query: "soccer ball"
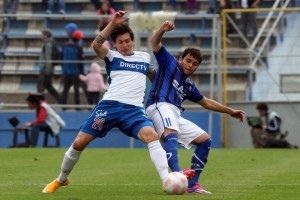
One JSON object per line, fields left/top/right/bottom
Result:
{"left": 163, "top": 172, "right": 188, "bottom": 195}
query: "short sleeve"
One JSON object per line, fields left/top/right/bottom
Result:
{"left": 154, "top": 46, "right": 176, "bottom": 69}
{"left": 186, "top": 83, "right": 204, "bottom": 103}
{"left": 104, "top": 49, "right": 114, "bottom": 69}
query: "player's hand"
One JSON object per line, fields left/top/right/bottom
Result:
{"left": 230, "top": 110, "right": 245, "bottom": 123}
{"left": 111, "top": 10, "right": 128, "bottom": 24}
{"left": 161, "top": 21, "right": 175, "bottom": 32}
{"left": 23, "top": 122, "right": 31, "bottom": 128}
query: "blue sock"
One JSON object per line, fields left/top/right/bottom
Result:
{"left": 164, "top": 133, "right": 181, "bottom": 172}
{"left": 188, "top": 138, "right": 211, "bottom": 188}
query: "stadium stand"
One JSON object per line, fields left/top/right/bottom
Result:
{"left": 0, "top": 0, "right": 291, "bottom": 104}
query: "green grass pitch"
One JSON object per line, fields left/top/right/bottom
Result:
{"left": 0, "top": 148, "right": 300, "bottom": 200}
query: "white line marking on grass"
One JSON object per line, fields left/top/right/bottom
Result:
{"left": 1, "top": 183, "right": 300, "bottom": 186}
{"left": 1, "top": 183, "right": 181, "bottom": 187}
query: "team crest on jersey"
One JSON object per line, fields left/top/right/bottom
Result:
{"left": 185, "top": 78, "right": 193, "bottom": 92}
{"left": 172, "top": 80, "right": 187, "bottom": 101}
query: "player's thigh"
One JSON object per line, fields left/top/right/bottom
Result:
{"left": 178, "top": 117, "right": 206, "bottom": 149}
{"left": 80, "top": 101, "right": 118, "bottom": 138}
{"left": 119, "top": 105, "right": 156, "bottom": 141}
{"left": 146, "top": 103, "right": 180, "bottom": 138}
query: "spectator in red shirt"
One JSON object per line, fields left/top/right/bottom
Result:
{"left": 23, "top": 94, "right": 65, "bottom": 147}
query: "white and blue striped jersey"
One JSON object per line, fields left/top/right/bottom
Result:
{"left": 146, "top": 46, "right": 204, "bottom": 112}
{"left": 101, "top": 50, "right": 150, "bottom": 107}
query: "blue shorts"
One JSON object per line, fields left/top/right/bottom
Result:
{"left": 80, "top": 100, "right": 154, "bottom": 139}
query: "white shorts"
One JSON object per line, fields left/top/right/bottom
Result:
{"left": 146, "top": 102, "right": 206, "bottom": 149}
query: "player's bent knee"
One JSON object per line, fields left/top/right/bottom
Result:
{"left": 72, "top": 140, "right": 85, "bottom": 151}
{"left": 192, "top": 132, "right": 210, "bottom": 144}
{"left": 162, "top": 128, "right": 178, "bottom": 140}
{"left": 138, "top": 126, "right": 159, "bottom": 144}
{"left": 72, "top": 131, "right": 95, "bottom": 151}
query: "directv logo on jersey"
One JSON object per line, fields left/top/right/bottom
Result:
{"left": 120, "top": 61, "right": 147, "bottom": 71}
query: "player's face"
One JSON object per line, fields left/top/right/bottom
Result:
{"left": 179, "top": 54, "right": 200, "bottom": 76}
{"left": 114, "top": 33, "right": 134, "bottom": 56}
{"left": 27, "top": 101, "right": 36, "bottom": 109}
{"left": 258, "top": 109, "right": 267, "bottom": 116}
{"left": 41, "top": 34, "right": 47, "bottom": 40}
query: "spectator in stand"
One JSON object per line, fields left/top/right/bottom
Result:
{"left": 37, "top": 29, "right": 60, "bottom": 103}
{"left": 45, "top": 0, "right": 65, "bottom": 15}
{"left": 219, "top": 0, "right": 236, "bottom": 35}
{"left": 186, "top": 0, "right": 197, "bottom": 14}
{"left": 22, "top": 93, "right": 65, "bottom": 147}
{"left": 96, "top": 1, "right": 115, "bottom": 49}
{"left": 238, "top": 0, "right": 261, "bottom": 48}
{"left": 207, "top": 0, "right": 217, "bottom": 13}
{"left": 79, "top": 62, "right": 106, "bottom": 105}
{"left": 97, "top": 0, "right": 116, "bottom": 31}
{"left": 65, "top": 23, "right": 88, "bottom": 99}
{"left": 91, "top": 0, "right": 114, "bottom": 11}
{"left": 3, "top": 0, "right": 18, "bottom": 14}
{"left": 65, "top": 23, "right": 83, "bottom": 48}
{"left": 60, "top": 30, "right": 84, "bottom": 107}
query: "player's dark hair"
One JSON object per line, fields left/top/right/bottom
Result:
{"left": 110, "top": 23, "right": 134, "bottom": 43}
{"left": 26, "top": 93, "right": 45, "bottom": 104}
{"left": 182, "top": 48, "right": 202, "bottom": 65}
{"left": 256, "top": 103, "right": 269, "bottom": 111}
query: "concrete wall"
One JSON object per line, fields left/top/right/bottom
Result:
{"left": 227, "top": 102, "right": 300, "bottom": 148}
{"left": 2, "top": 101, "right": 298, "bottom": 148}
{"left": 0, "top": 110, "right": 222, "bottom": 148}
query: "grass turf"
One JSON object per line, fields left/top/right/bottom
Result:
{"left": 0, "top": 148, "right": 300, "bottom": 200}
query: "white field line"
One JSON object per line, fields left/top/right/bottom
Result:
{"left": 0, "top": 183, "right": 300, "bottom": 186}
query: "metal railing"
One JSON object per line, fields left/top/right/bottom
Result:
{"left": 221, "top": 4, "right": 300, "bottom": 147}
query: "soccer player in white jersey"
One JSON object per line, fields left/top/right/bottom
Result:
{"left": 145, "top": 21, "right": 245, "bottom": 194}
{"left": 42, "top": 11, "right": 170, "bottom": 193}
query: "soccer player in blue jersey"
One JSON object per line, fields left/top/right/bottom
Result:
{"left": 145, "top": 21, "right": 245, "bottom": 194}
{"left": 42, "top": 11, "right": 170, "bottom": 193}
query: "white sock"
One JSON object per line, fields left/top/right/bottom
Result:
{"left": 57, "top": 144, "right": 82, "bottom": 183}
{"left": 147, "top": 140, "right": 169, "bottom": 182}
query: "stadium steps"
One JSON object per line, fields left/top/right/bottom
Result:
{"left": 0, "top": 0, "right": 291, "bottom": 103}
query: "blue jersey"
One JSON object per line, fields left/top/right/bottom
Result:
{"left": 146, "top": 46, "right": 204, "bottom": 112}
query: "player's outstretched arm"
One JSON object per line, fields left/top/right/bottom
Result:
{"left": 150, "top": 20, "right": 175, "bottom": 53}
{"left": 92, "top": 10, "right": 128, "bottom": 59}
{"left": 198, "top": 97, "right": 245, "bottom": 122}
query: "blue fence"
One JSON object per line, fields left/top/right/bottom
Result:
{"left": 0, "top": 110, "right": 221, "bottom": 148}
